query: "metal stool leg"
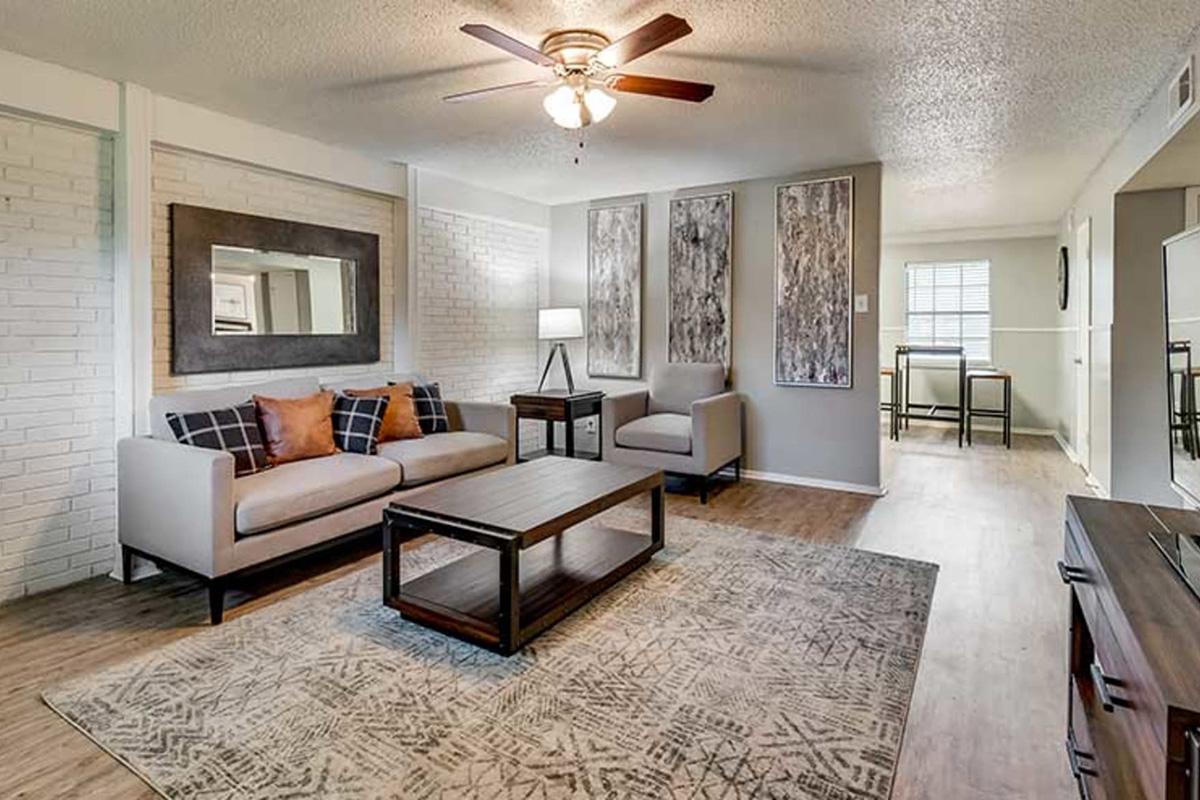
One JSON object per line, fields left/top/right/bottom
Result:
{"left": 1004, "top": 376, "right": 1012, "bottom": 449}
{"left": 966, "top": 376, "right": 973, "bottom": 445}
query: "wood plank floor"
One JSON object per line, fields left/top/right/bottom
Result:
{"left": 0, "top": 424, "right": 1086, "bottom": 799}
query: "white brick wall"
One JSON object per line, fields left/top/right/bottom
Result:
{"left": 0, "top": 111, "right": 116, "bottom": 602}
{"left": 151, "top": 147, "right": 397, "bottom": 391}
{"left": 415, "top": 207, "right": 542, "bottom": 409}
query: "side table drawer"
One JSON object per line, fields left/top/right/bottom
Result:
{"left": 516, "top": 403, "right": 566, "bottom": 422}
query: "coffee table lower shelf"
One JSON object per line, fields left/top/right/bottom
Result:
{"left": 386, "top": 524, "right": 657, "bottom": 653}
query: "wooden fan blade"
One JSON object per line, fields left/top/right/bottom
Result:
{"left": 460, "top": 24, "right": 556, "bottom": 67}
{"left": 443, "top": 80, "right": 553, "bottom": 103}
{"left": 594, "top": 14, "right": 693, "bottom": 68}
{"left": 607, "top": 74, "right": 714, "bottom": 102}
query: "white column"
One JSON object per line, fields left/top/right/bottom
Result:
{"left": 111, "top": 82, "right": 154, "bottom": 580}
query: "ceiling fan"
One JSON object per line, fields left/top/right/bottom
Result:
{"left": 444, "top": 14, "right": 714, "bottom": 129}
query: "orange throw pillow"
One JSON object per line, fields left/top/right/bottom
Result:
{"left": 253, "top": 391, "right": 338, "bottom": 465}
{"left": 347, "top": 384, "right": 423, "bottom": 442}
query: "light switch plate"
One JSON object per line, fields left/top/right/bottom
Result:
{"left": 855, "top": 294, "right": 869, "bottom": 313}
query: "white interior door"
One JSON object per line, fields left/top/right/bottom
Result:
{"left": 1074, "top": 218, "right": 1092, "bottom": 470}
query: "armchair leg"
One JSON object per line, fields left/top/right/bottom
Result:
{"left": 208, "top": 580, "right": 226, "bottom": 625}
{"left": 699, "top": 477, "right": 709, "bottom": 505}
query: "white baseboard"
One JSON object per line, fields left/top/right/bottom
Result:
{"left": 1050, "top": 432, "right": 1108, "bottom": 498}
{"left": 1083, "top": 473, "right": 1108, "bottom": 498}
{"left": 885, "top": 415, "right": 1055, "bottom": 437}
{"left": 1053, "top": 431, "right": 1079, "bottom": 463}
{"left": 732, "top": 468, "right": 886, "bottom": 497}
{"left": 108, "top": 554, "right": 161, "bottom": 583}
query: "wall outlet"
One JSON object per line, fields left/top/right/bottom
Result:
{"left": 855, "top": 293, "right": 870, "bottom": 313}
{"left": 585, "top": 418, "right": 597, "bottom": 434}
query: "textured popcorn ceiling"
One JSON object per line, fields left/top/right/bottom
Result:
{"left": 1, "top": 1, "right": 1198, "bottom": 233}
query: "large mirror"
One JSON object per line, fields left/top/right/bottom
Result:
{"left": 1166, "top": 225, "right": 1200, "bottom": 503}
{"left": 172, "top": 204, "right": 379, "bottom": 374}
{"left": 211, "top": 246, "right": 357, "bottom": 336}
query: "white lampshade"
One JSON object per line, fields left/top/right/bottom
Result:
{"left": 538, "top": 307, "right": 584, "bottom": 340}
{"left": 543, "top": 85, "right": 583, "bottom": 129}
{"left": 543, "top": 83, "right": 617, "bottom": 129}
{"left": 583, "top": 87, "right": 616, "bottom": 123}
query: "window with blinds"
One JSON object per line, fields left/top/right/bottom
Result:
{"left": 905, "top": 261, "right": 991, "bottom": 361}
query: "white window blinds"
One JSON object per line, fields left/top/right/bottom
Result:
{"left": 905, "top": 261, "right": 991, "bottom": 361}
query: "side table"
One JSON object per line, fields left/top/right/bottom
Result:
{"left": 510, "top": 389, "right": 604, "bottom": 461}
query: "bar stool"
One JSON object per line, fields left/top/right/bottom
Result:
{"left": 966, "top": 369, "right": 1012, "bottom": 448}
{"left": 881, "top": 366, "right": 901, "bottom": 440}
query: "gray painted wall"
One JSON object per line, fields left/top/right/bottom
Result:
{"left": 879, "top": 235, "right": 1063, "bottom": 431}
{"left": 548, "top": 163, "right": 882, "bottom": 490}
{"left": 1110, "top": 189, "right": 1184, "bottom": 502}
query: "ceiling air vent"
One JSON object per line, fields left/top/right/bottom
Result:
{"left": 1169, "top": 56, "right": 1194, "bottom": 128}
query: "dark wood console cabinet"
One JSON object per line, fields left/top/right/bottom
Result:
{"left": 1063, "top": 496, "right": 1200, "bottom": 799}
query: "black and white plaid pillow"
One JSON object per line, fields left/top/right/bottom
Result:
{"left": 332, "top": 394, "right": 390, "bottom": 454}
{"left": 165, "top": 402, "right": 269, "bottom": 478}
{"left": 408, "top": 383, "right": 449, "bottom": 434}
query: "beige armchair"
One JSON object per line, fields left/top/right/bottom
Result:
{"left": 602, "top": 363, "right": 742, "bottom": 503}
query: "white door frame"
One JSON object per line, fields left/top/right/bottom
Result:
{"left": 1075, "top": 217, "right": 1092, "bottom": 471}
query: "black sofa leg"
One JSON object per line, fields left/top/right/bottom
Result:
{"left": 121, "top": 546, "right": 133, "bottom": 585}
{"left": 699, "top": 477, "right": 709, "bottom": 505}
{"left": 208, "top": 580, "right": 226, "bottom": 625}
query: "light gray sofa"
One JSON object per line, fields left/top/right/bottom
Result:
{"left": 601, "top": 363, "right": 742, "bottom": 503}
{"left": 118, "top": 374, "right": 514, "bottom": 623}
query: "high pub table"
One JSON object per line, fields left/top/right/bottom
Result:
{"left": 893, "top": 344, "right": 967, "bottom": 447}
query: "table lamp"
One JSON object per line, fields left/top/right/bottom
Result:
{"left": 537, "top": 307, "right": 584, "bottom": 393}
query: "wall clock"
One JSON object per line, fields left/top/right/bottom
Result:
{"left": 1057, "top": 245, "right": 1069, "bottom": 311}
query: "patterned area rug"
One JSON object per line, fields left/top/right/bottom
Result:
{"left": 43, "top": 511, "right": 937, "bottom": 799}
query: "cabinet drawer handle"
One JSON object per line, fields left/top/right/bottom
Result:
{"left": 1064, "top": 738, "right": 1098, "bottom": 778}
{"left": 1091, "top": 663, "right": 1116, "bottom": 713}
{"left": 1058, "top": 560, "right": 1087, "bottom": 584}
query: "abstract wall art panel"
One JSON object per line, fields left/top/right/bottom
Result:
{"left": 774, "top": 176, "right": 854, "bottom": 388}
{"left": 668, "top": 192, "right": 733, "bottom": 370}
{"left": 587, "top": 203, "right": 643, "bottom": 378}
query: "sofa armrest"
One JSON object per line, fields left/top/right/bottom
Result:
{"left": 691, "top": 391, "right": 743, "bottom": 473}
{"left": 602, "top": 390, "right": 649, "bottom": 457}
{"left": 446, "top": 401, "right": 517, "bottom": 464}
{"left": 117, "top": 437, "right": 236, "bottom": 578}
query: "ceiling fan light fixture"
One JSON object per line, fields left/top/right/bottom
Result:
{"left": 543, "top": 84, "right": 584, "bottom": 129}
{"left": 583, "top": 87, "right": 616, "bottom": 123}
{"left": 542, "top": 82, "right": 617, "bottom": 129}
{"left": 453, "top": 17, "right": 713, "bottom": 126}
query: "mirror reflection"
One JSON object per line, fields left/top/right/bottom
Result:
{"left": 1166, "top": 227, "right": 1200, "bottom": 500}
{"left": 211, "top": 245, "right": 357, "bottom": 335}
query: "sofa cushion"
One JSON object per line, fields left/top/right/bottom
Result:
{"left": 615, "top": 413, "right": 692, "bottom": 454}
{"left": 346, "top": 385, "right": 423, "bottom": 442}
{"left": 376, "top": 431, "right": 507, "bottom": 486}
{"left": 331, "top": 393, "right": 390, "bottom": 454}
{"left": 234, "top": 453, "right": 400, "bottom": 535}
{"left": 648, "top": 363, "right": 725, "bottom": 415}
{"left": 165, "top": 401, "right": 269, "bottom": 477}
{"left": 149, "top": 376, "right": 320, "bottom": 441}
{"left": 409, "top": 383, "right": 450, "bottom": 434}
{"left": 254, "top": 391, "right": 337, "bottom": 466}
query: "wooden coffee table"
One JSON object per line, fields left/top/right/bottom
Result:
{"left": 382, "top": 457, "right": 664, "bottom": 655}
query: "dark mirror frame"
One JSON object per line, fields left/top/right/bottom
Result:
{"left": 170, "top": 204, "right": 380, "bottom": 374}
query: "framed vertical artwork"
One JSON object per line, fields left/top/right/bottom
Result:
{"left": 668, "top": 192, "right": 733, "bottom": 370}
{"left": 587, "top": 203, "right": 643, "bottom": 378}
{"left": 774, "top": 176, "right": 854, "bottom": 388}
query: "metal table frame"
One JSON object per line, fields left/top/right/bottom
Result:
{"left": 893, "top": 344, "right": 966, "bottom": 447}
